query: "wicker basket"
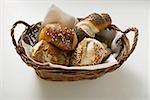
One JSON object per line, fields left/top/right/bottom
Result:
{"left": 11, "top": 20, "right": 138, "bottom": 81}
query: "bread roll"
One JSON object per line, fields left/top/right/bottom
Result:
{"left": 75, "top": 13, "right": 112, "bottom": 41}
{"left": 31, "top": 40, "right": 70, "bottom": 65}
{"left": 70, "top": 38, "right": 111, "bottom": 66}
{"left": 39, "top": 23, "right": 78, "bottom": 51}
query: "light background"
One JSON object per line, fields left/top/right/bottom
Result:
{"left": 0, "top": 0, "right": 150, "bottom": 100}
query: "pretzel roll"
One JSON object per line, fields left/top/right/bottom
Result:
{"left": 75, "top": 13, "right": 112, "bottom": 41}
{"left": 39, "top": 23, "right": 78, "bottom": 51}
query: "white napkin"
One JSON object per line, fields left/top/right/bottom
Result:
{"left": 97, "top": 29, "right": 123, "bottom": 58}
{"left": 111, "top": 32, "right": 123, "bottom": 57}
{"left": 42, "top": 4, "right": 78, "bottom": 28}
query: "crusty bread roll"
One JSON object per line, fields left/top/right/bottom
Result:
{"left": 31, "top": 40, "right": 70, "bottom": 65}
{"left": 39, "top": 23, "right": 78, "bottom": 51}
{"left": 70, "top": 38, "right": 111, "bottom": 66}
{"left": 75, "top": 13, "right": 112, "bottom": 41}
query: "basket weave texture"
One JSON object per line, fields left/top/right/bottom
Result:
{"left": 11, "top": 20, "right": 138, "bottom": 81}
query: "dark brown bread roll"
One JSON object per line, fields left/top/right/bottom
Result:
{"left": 39, "top": 23, "right": 78, "bottom": 51}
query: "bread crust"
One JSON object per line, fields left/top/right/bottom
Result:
{"left": 70, "top": 38, "right": 110, "bottom": 66}
{"left": 75, "top": 13, "right": 112, "bottom": 38}
{"left": 32, "top": 40, "right": 70, "bottom": 65}
{"left": 39, "top": 24, "right": 78, "bottom": 51}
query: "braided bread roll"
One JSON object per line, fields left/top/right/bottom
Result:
{"left": 75, "top": 13, "right": 112, "bottom": 41}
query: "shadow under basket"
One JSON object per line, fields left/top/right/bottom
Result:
{"left": 11, "top": 20, "right": 138, "bottom": 81}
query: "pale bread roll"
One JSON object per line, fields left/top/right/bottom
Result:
{"left": 70, "top": 38, "right": 111, "bottom": 66}
{"left": 32, "top": 40, "right": 70, "bottom": 65}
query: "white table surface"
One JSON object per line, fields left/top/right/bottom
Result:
{"left": 0, "top": 0, "right": 150, "bottom": 100}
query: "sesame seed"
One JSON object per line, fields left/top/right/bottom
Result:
{"left": 58, "top": 33, "right": 61, "bottom": 36}
{"left": 64, "top": 27, "right": 67, "bottom": 30}
{"left": 67, "top": 33, "right": 70, "bottom": 36}
{"left": 66, "top": 30, "right": 70, "bottom": 33}
{"left": 46, "top": 32, "right": 50, "bottom": 35}
{"left": 51, "top": 38, "right": 54, "bottom": 41}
